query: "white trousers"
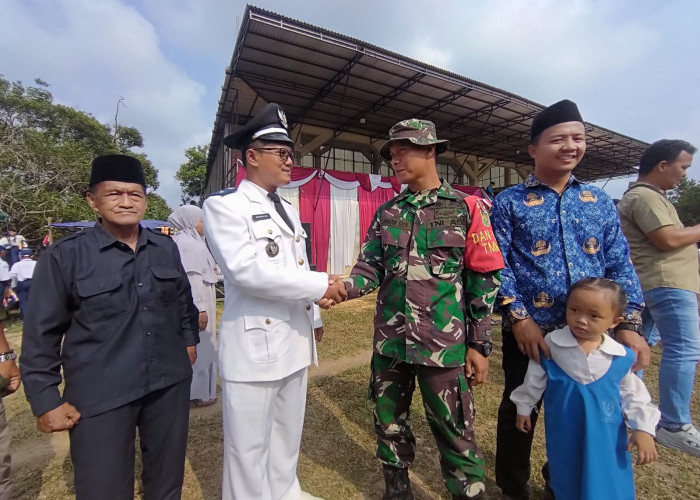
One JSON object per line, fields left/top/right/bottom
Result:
{"left": 222, "top": 368, "right": 308, "bottom": 500}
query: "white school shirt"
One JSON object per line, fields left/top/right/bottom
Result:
{"left": 10, "top": 258, "right": 37, "bottom": 282}
{"left": 0, "top": 260, "right": 9, "bottom": 282}
{"left": 510, "top": 326, "right": 660, "bottom": 435}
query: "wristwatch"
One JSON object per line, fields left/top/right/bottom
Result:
{"left": 0, "top": 350, "right": 17, "bottom": 363}
{"left": 468, "top": 341, "right": 493, "bottom": 357}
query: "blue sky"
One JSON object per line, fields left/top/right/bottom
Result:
{"left": 2, "top": 0, "right": 698, "bottom": 206}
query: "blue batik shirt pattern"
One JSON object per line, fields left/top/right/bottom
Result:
{"left": 491, "top": 174, "right": 643, "bottom": 331}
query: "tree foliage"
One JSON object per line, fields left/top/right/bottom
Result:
{"left": 145, "top": 193, "right": 173, "bottom": 221}
{"left": 175, "top": 145, "right": 208, "bottom": 206}
{"left": 0, "top": 76, "right": 168, "bottom": 241}
{"left": 670, "top": 177, "right": 700, "bottom": 226}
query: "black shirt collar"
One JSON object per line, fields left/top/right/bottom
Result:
{"left": 93, "top": 221, "right": 150, "bottom": 250}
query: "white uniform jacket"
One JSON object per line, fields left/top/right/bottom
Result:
{"left": 202, "top": 179, "right": 328, "bottom": 382}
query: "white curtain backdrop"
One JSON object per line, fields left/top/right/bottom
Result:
{"left": 286, "top": 170, "right": 317, "bottom": 188}
{"left": 278, "top": 186, "right": 300, "bottom": 213}
{"left": 329, "top": 184, "right": 359, "bottom": 275}
{"left": 319, "top": 170, "right": 360, "bottom": 190}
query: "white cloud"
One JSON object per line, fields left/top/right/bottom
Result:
{"left": 2, "top": 0, "right": 698, "bottom": 205}
{"left": 409, "top": 37, "right": 453, "bottom": 70}
{"left": 422, "top": 0, "right": 658, "bottom": 99}
{"left": 0, "top": 0, "right": 211, "bottom": 206}
{"left": 137, "top": 0, "right": 237, "bottom": 63}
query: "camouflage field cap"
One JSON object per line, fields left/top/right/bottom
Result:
{"left": 379, "top": 119, "right": 449, "bottom": 161}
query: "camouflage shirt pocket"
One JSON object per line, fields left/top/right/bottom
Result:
{"left": 427, "top": 226, "right": 465, "bottom": 278}
{"left": 380, "top": 226, "right": 410, "bottom": 272}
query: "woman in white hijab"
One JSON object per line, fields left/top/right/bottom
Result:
{"left": 168, "top": 205, "right": 219, "bottom": 406}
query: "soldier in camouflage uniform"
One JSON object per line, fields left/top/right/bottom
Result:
{"left": 341, "top": 119, "right": 504, "bottom": 500}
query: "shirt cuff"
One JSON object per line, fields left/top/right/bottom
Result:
{"left": 341, "top": 277, "right": 361, "bottom": 300}
{"left": 467, "top": 317, "right": 492, "bottom": 343}
{"left": 28, "top": 387, "right": 64, "bottom": 417}
{"left": 183, "top": 330, "right": 200, "bottom": 347}
{"left": 506, "top": 306, "right": 531, "bottom": 324}
{"left": 516, "top": 403, "right": 535, "bottom": 416}
{"left": 615, "top": 322, "right": 643, "bottom": 335}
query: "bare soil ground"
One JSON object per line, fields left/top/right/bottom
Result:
{"left": 5, "top": 295, "right": 700, "bottom": 499}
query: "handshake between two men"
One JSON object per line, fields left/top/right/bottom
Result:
{"left": 316, "top": 275, "right": 348, "bottom": 310}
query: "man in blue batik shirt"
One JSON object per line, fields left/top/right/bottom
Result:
{"left": 490, "top": 99, "right": 650, "bottom": 500}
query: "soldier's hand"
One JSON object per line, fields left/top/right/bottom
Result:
{"left": 512, "top": 319, "right": 549, "bottom": 363}
{"left": 465, "top": 348, "right": 489, "bottom": 385}
{"left": 615, "top": 329, "right": 650, "bottom": 371}
{"left": 328, "top": 275, "right": 348, "bottom": 302}
{"left": 314, "top": 327, "right": 324, "bottom": 342}
{"left": 0, "top": 359, "right": 21, "bottom": 395}
{"left": 318, "top": 275, "right": 347, "bottom": 308}
{"left": 37, "top": 402, "right": 81, "bottom": 433}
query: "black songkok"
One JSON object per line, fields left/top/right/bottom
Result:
{"left": 89, "top": 154, "right": 146, "bottom": 189}
{"left": 530, "top": 99, "right": 584, "bottom": 143}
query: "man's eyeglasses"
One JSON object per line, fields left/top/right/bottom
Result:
{"left": 253, "top": 148, "right": 293, "bottom": 162}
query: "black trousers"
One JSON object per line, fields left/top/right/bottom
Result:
{"left": 69, "top": 377, "right": 191, "bottom": 500}
{"left": 495, "top": 324, "right": 544, "bottom": 499}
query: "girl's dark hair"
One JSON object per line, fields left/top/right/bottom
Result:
{"left": 568, "top": 277, "right": 628, "bottom": 317}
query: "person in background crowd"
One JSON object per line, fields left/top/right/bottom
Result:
{"left": 491, "top": 99, "right": 649, "bottom": 500}
{"left": 485, "top": 181, "right": 496, "bottom": 199}
{"left": 4, "top": 231, "right": 26, "bottom": 267}
{"left": 0, "top": 316, "right": 22, "bottom": 500}
{"left": 20, "top": 154, "right": 199, "bottom": 500}
{"left": 0, "top": 247, "right": 9, "bottom": 301}
{"left": 203, "top": 103, "right": 344, "bottom": 500}
{"left": 617, "top": 139, "right": 700, "bottom": 456}
{"left": 9, "top": 248, "right": 36, "bottom": 320}
{"left": 338, "top": 118, "right": 504, "bottom": 500}
{"left": 168, "top": 205, "right": 219, "bottom": 407}
{"left": 0, "top": 238, "right": 8, "bottom": 268}
{"left": 512, "top": 278, "right": 658, "bottom": 500}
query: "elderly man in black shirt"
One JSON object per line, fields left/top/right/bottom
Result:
{"left": 20, "top": 154, "right": 200, "bottom": 500}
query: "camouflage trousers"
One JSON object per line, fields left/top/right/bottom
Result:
{"left": 370, "top": 353, "right": 484, "bottom": 495}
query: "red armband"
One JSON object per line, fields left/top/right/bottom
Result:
{"left": 464, "top": 195, "right": 505, "bottom": 272}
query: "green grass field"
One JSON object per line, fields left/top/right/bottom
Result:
{"left": 4, "top": 294, "right": 699, "bottom": 499}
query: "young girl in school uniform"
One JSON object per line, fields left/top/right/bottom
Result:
{"left": 511, "top": 277, "right": 659, "bottom": 500}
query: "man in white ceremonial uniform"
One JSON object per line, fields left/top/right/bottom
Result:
{"left": 203, "top": 103, "right": 346, "bottom": 500}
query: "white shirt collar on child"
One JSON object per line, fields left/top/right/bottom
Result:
{"left": 550, "top": 326, "right": 628, "bottom": 357}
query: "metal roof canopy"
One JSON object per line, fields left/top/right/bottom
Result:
{"left": 207, "top": 5, "right": 647, "bottom": 184}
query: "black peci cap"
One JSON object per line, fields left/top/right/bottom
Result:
{"left": 530, "top": 99, "right": 584, "bottom": 143}
{"left": 89, "top": 154, "right": 146, "bottom": 188}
